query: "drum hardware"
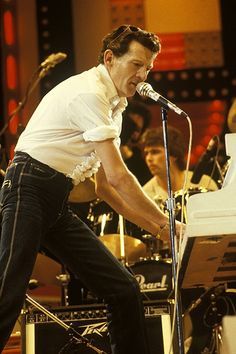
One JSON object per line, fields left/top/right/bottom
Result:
{"left": 158, "top": 187, "right": 209, "bottom": 223}
{"left": 28, "top": 278, "right": 40, "bottom": 290}
{"left": 183, "top": 283, "right": 236, "bottom": 354}
{"left": 24, "top": 294, "right": 107, "bottom": 354}
{"left": 88, "top": 199, "right": 147, "bottom": 265}
{"left": 201, "top": 284, "right": 234, "bottom": 354}
{"left": 56, "top": 267, "right": 71, "bottom": 307}
{"left": 141, "top": 234, "right": 163, "bottom": 259}
{"left": 185, "top": 287, "right": 212, "bottom": 315}
{"left": 172, "top": 187, "right": 208, "bottom": 223}
{"left": 214, "top": 160, "right": 225, "bottom": 188}
{"left": 118, "top": 214, "right": 125, "bottom": 261}
{"left": 217, "top": 157, "right": 231, "bottom": 187}
{"left": 30, "top": 252, "right": 86, "bottom": 307}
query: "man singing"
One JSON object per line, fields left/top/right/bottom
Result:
{"left": 0, "top": 25, "right": 180, "bottom": 353}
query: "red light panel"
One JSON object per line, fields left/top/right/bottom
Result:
{"left": 6, "top": 54, "right": 17, "bottom": 90}
{"left": 3, "top": 10, "right": 15, "bottom": 46}
{"left": 8, "top": 99, "right": 19, "bottom": 135}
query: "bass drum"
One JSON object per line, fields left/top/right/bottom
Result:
{"left": 129, "top": 259, "right": 172, "bottom": 300}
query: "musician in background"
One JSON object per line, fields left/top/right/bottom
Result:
{"left": 120, "top": 100, "right": 152, "bottom": 185}
{"left": 142, "top": 126, "right": 218, "bottom": 205}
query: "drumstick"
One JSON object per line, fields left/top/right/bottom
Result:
{"left": 100, "top": 214, "right": 107, "bottom": 236}
{"left": 119, "top": 215, "right": 125, "bottom": 259}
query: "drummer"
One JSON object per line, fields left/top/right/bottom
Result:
{"left": 142, "top": 126, "right": 218, "bottom": 205}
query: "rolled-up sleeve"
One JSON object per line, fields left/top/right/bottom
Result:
{"left": 83, "top": 125, "right": 119, "bottom": 141}
{"left": 68, "top": 91, "right": 120, "bottom": 142}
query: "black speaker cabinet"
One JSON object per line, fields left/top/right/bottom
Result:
{"left": 21, "top": 300, "right": 175, "bottom": 354}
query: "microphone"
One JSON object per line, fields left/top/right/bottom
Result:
{"left": 190, "top": 135, "right": 218, "bottom": 184}
{"left": 136, "top": 82, "right": 187, "bottom": 117}
{"left": 40, "top": 52, "right": 67, "bottom": 68}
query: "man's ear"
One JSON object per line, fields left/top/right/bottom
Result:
{"left": 104, "top": 49, "right": 114, "bottom": 68}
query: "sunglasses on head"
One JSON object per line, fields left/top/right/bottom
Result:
{"left": 109, "top": 25, "right": 141, "bottom": 47}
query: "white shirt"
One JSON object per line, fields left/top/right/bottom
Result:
{"left": 16, "top": 65, "right": 127, "bottom": 184}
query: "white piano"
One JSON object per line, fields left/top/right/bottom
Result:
{"left": 180, "top": 133, "right": 236, "bottom": 288}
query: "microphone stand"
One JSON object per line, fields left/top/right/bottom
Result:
{"left": 0, "top": 58, "right": 63, "bottom": 138}
{"left": 161, "top": 107, "right": 184, "bottom": 354}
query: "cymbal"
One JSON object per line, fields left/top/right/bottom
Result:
{"left": 68, "top": 178, "right": 97, "bottom": 203}
{"left": 99, "top": 234, "right": 147, "bottom": 264}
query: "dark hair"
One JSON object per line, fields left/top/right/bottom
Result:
{"left": 98, "top": 24, "right": 161, "bottom": 64}
{"left": 120, "top": 101, "right": 151, "bottom": 144}
{"left": 125, "top": 100, "right": 151, "bottom": 133}
{"left": 142, "top": 126, "right": 186, "bottom": 170}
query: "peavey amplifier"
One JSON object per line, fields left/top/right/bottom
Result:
{"left": 21, "top": 300, "right": 175, "bottom": 354}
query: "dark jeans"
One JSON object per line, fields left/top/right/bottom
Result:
{"left": 0, "top": 152, "right": 150, "bottom": 354}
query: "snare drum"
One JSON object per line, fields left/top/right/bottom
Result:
{"left": 129, "top": 259, "right": 173, "bottom": 300}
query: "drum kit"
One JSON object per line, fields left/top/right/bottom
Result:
{"left": 27, "top": 183, "right": 236, "bottom": 353}
{"left": 88, "top": 199, "right": 164, "bottom": 265}
{"left": 87, "top": 199, "right": 149, "bottom": 263}
{"left": 67, "top": 185, "right": 211, "bottom": 303}
{"left": 86, "top": 197, "right": 174, "bottom": 300}
{"left": 24, "top": 183, "right": 215, "bottom": 306}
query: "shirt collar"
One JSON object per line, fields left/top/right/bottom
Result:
{"left": 97, "top": 64, "right": 127, "bottom": 112}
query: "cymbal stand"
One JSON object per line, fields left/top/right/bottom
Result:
{"left": 56, "top": 265, "right": 70, "bottom": 306}
{"left": 161, "top": 107, "right": 184, "bottom": 354}
{"left": 25, "top": 294, "right": 107, "bottom": 354}
{"left": 141, "top": 234, "right": 162, "bottom": 259}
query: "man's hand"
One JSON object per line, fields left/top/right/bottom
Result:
{"left": 157, "top": 220, "right": 186, "bottom": 247}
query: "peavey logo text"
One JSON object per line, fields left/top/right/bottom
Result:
{"left": 134, "top": 273, "right": 168, "bottom": 292}
{"left": 80, "top": 321, "right": 108, "bottom": 337}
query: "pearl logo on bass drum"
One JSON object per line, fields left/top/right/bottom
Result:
{"left": 130, "top": 260, "right": 173, "bottom": 299}
{"left": 134, "top": 273, "right": 168, "bottom": 292}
